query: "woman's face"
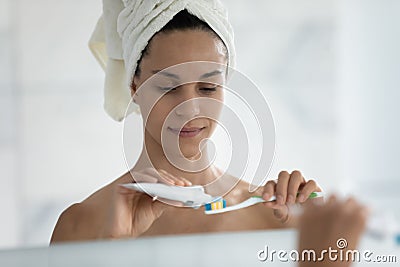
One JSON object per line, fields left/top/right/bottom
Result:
{"left": 132, "top": 30, "right": 227, "bottom": 159}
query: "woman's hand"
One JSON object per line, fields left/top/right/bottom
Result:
{"left": 100, "top": 168, "right": 191, "bottom": 239}
{"left": 298, "top": 195, "right": 369, "bottom": 267}
{"left": 262, "top": 170, "right": 322, "bottom": 223}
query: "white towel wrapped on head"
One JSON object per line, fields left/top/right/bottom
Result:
{"left": 89, "top": 0, "right": 236, "bottom": 121}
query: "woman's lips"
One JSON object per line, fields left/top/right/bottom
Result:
{"left": 168, "top": 127, "right": 205, "bottom": 137}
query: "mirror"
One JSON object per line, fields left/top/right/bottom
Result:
{"left": 1, "top": 0, "right": 399, "bottom": 254}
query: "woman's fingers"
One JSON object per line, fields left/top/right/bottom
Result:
{"left": 297, "top": 179, "right": 320, "bottom": 203}
{"left": 144, "top": 168, "right": 175, "bottom": 184}
{"left": 159, "top": 169, "right": 192, "bottom": 186}
{"left": 263, "top": 170, "right": 321, "bottom": 205}
{"left": 130, "top": 172, "right": 160, "bottom": 184}
{"left": 179, "top": 176, "right": 193, "bottom": 186}
{"left": 262, "top": 170, "right": 324, "bottom": 224}
{"left": 141, "top": 168, "right": 174, "bottom": 184}
{"left": 275, "top": 171, "right": 290, "bottom": 205}
{"left": 140, "top": 168, "right": 192, "bottom": 186}
{"left": 262, "top": 180, "right": 283, "bottom": 209}
{"left": 287, "top": 170, "right": 305, "bottom": 204}
{"left": 262, "top": 180, "right": 276, "bottom": 201}
{"left": 156, "top": 171, "right": 178, "bottom": 185}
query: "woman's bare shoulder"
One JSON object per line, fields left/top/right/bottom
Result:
{"left": 83, "top": 171, "right": 132, "bottom": 204}
{"left": 50, "top": 172, "right": 132, "bottom": 243}
{"left": 50, "top": 202, "right": 94, "bottom": 243}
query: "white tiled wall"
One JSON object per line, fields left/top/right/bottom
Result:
{"left": 1, "top": 0, "right": 399, "bottom": 249}
{"left": 224, "top": 0, "right": 338, "bottom": 190}
{"left": 1, "top": 0, "right": 128, "bottom": 247}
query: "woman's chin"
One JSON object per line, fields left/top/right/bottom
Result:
{"left": 179, "top": 147, "right": 204, "bottom": 161}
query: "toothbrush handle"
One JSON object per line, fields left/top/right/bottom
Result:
{"left": 204, "top": 192, "right": 324, "bottom": 215}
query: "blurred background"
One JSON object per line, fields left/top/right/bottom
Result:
{"left": 0, "top": 0, "right": 399, "bottom": 249}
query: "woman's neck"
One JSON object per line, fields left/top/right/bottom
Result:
{"left": 133, "top": 130, "right": 220, "bottom": 185}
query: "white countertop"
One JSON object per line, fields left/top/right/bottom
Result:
{"left": 0, "top": 229, "right": 398, "bottom": 267}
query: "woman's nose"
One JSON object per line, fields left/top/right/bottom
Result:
{"left": 174, "top": 88, "right": 200, "bottom": 118}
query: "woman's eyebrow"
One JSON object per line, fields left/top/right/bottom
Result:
{"left": 199, "top": 70, "right": 223, "bottom": 79}
{"left": 151, "top": 69, "right": 224, "bottom": 80}
{"left": 152, "top": 70, "right": 180, "bottom": 80}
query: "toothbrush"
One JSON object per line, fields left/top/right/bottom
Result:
{"left": 204, "top": 192, "right": 325, "bottom": 215}
{"left": 203, "top": 193, "right": 400, "bottom": 245}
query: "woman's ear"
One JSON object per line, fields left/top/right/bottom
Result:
{"left": 131, "top": 77, "right": 139, "bottom": 102}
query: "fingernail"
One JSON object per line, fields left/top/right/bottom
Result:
{"left": 287, "top": 195, "right": 294, "bottom": 204}
{"left": 262, "top": 193, "right": 270, "bottom": 201}
{"left": 277, "top": 195, "right": 284, "bottom": 205}
{"left": 181, "top": 177, "right": 192, "bottom": 186}
{"left": 298, "top": 194, "right": 306, "bottom": 203}
{"left": 160, "top": 174, "right": 173, "bottom": 184}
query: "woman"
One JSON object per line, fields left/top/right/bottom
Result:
{"left": 50, "top": 1, "right": 322, "bottom": 242}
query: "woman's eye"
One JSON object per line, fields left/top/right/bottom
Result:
{"left": 200, "top": 87, "right": 217, "bottom": 93}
